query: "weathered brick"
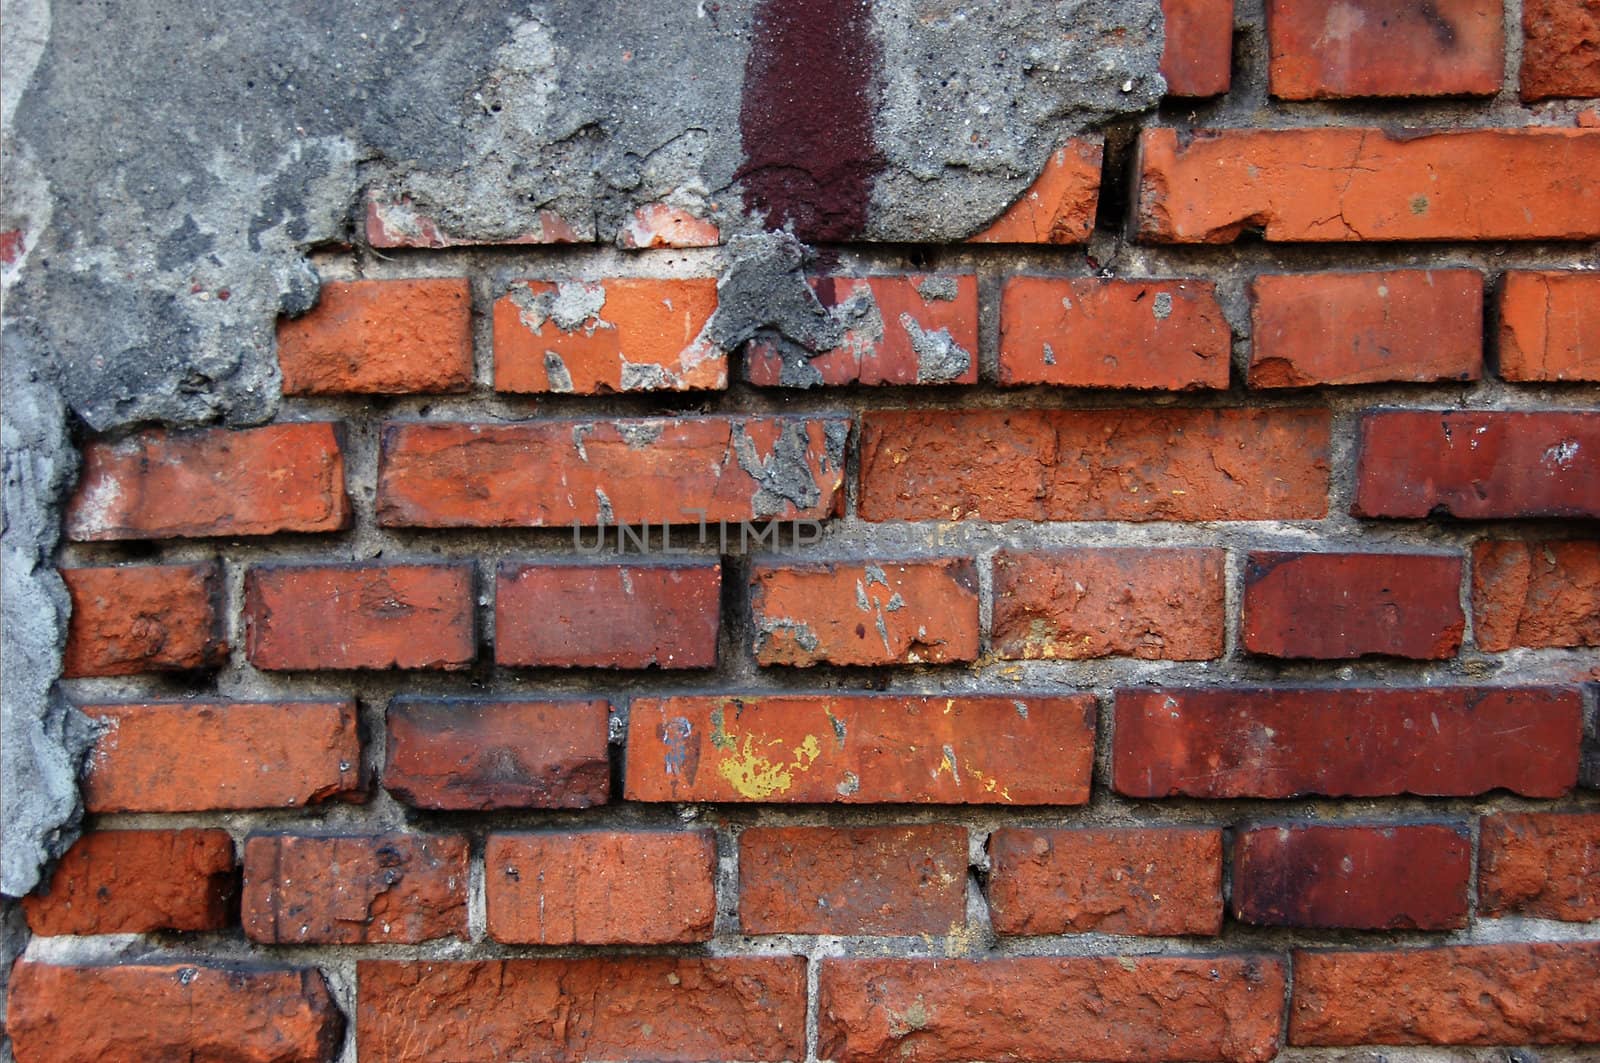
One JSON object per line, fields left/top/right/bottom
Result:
{"left": 1521, "top": 0, "right": 1600, "bottom": 99}
{"left": 1161, "top": 0, "right": 1234, "bottom": 96}
{"left": 859, "top": 408, "right": 1330, "bottom": 522}
{"left": 749, "top": 558, "right": 979, "bottom": 666}
{"left": 1353, "top": 410, "right": 1600, "bottom": 519}
{"left": 244, "top": 563, "right": 475, "bottom": 671}
{"left": 968, "top": 139, "right": 1101, "bottom": 244}
{"left": 626, "top": 694, "right": 1096, "bottom": 805}
{"left": 617, "top": 203, "right": 720, "bottom": 249}
{"left": 1479, "top": 812, "right": 1600, "bottom": 921}
{"left": 1472, "top": 539, "right": 1600, "bottom": 650}
{"left": 358, "top": 958, "right": 806, "bottom": 1063}
{"left": 992, "top": 548, "right": 1225, "bottom": 661}
{"left": 999, "top": 277, "right": 1230, "bottom": 389}
{"left": 377, "top": 415, "right": 847, "bottom": 527}
{"left": 1290, "top": 943, "right": 1600, "bottom": 1046}
{"left": 21, "top": 829, "right": 236, "bottom": 936}
{"left": 385, "top": 698, "right": 610, "bottom": 811}
{"left": 1138, "top": 127, "right": 1600, "bottom": 243}
{"left": 1268, "top": 0, "right": 1503, "bottom": 99}
{"left": 65, "top": 422, "right": 350, "bottom": 540}
{"left": 1241, "top": 551, "right": 1465, "bottom": 660}
{"left": 739, "top": 825, "right": 968, "bottom": 936}
{"left": 987, "top": 827, "right": 1223, "bottom": 936}
{"left": 276, "top": 277, "right": 472, "bottom": 394}
{"left": 82, "top": 700, "right": 362, "bottom": 812}
{"left": 1249, "top": 270, "right": 1483, "bottom": 386}
{"left": 745, "top": 274, "right": 978, "bottom": 387}
{"left": 493, "top": 278, "right": 724, "bottom": 393}
{"left": 61, "top": 562, "right": 226, "bottom": 677}
{"left": 485, "top": 830, "right": 716, "bottom": 945}
{"left": 497, "top": 561, "right": 720, "bottom": 669}
{"left": 1232, "top": 824, "right": 1471, "bottom": 930}
{"left": 1498, "top": 270, "right": 1600, "bottom": 382}
{"left": 1113, "top": 686, "right": 1581, "bottom": 799}
{"left": 242, "top": 832, "right": 468, "bottom": 944}
{"left": 818, "top": 956, "right": 1286, "bottom": 1063}
{"left": 7, "top": 962, "right": 344, "bottom": 1063}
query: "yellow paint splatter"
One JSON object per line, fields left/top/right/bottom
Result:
{"left": 716, "top": 731, "right": 822, "bottom": 799}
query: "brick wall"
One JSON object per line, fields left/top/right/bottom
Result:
{"left": 10, "top": 1, "right": 1600, "bottom": 1060}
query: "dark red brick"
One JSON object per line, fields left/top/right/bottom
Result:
{"left": 1161, "top": 0, "right": 1234, "bottom": 96}
{"left": 968, "top": 140, "right": 1102, "bottom": 244}
{"left": 21, "top": 829, "right": 236, "bottom": 936}
{"left": 1472, "top": 539, "right": 1600, "bottom": 650}
{"left": 276, "top": 277, "right": 472, "bottom": 394}
{"left": 1479, "top": 812, "right": 1600, "bottom": 921}
{"left": 61, "top": 562, "right": 226, "bottom": 677}
{"left": 1268, "top": 0, "right": 1503, "bottom": 99}
{"left": 1498, "top": 270, "right": 1600, "bottom": 382}
{"left": 1521, "top": 0, "right": 1600, "bottom": 99}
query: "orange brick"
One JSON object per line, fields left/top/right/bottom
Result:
{"left": 1268, "top": 0, "right": 1503, "bottom": 99}
{"left": 22, "top": 830, "right": 236, "bottom": 936}
{"left": 276, "top": 278, "right": 472, "bottom": 394}
{"left": 968, "top": 139, "right": 1102, "bottom": 244}
{"left": 1498, "top": 271, "right": 1600, "bottom": 382}
{"left": 62, "top": 563, "right": 226, "bottom": 677}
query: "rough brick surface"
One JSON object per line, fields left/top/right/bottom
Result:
{"left": 968, "top": 139, "right": 1101, "bottom": 244}
{"left": 739, "top": 825, "right": 968, "bottom": 936}
{"left": 1521, "top": 0, "right": 1600, "bottom": 99}
{"left": 1113, "top": 686, "right": 1581, "bottom": 799}
{"left": 1472, "top": 539, "right": 1600, "bottom": 650}
{"left": 626, "top": 695, "right": 1096, "bottom": 805}
{"left": 860, "top": 408, "right": 1330, "bottom": 522}
{"left": 749, "top": 558, "right": 980, "bottom": 666}
{"left": 1479, "top": 812, "right": 1600, "bottom": 921}
{"left": 276, "top": 278, "right": 472, "bottom": 394}
{"left": 1232, "top": 824, "right": 1471, "bottom": 930}
{"left": 992, "top": 548, "right": 1225, "bottom": 661}
{"left": 243, "top": 833, "right": 468, "bottom": 944}
{"left": 1241, "top": 551, "right": 1465, "bottom": 660}
{"left": 1268, "top": 0, "right": 1504, "bottom": 98}
{"left": 986, "top": 827, "right": 1223, "bottom": 936}
{"left": 61, "top": 562, "right": 226, "bottom": 677}
{"left": 1353, "top": 410, "right": 1600, "bottom": 519}
{"left": 1497, "top": 270, "right": 1600, "bottom": 382}
{"left": 618, "top": 204, "right": 721, "bottom": 249}
{"left": 999, "top": 277, "right": 1230, "bottom": 389}
{"left": 21, "top": 829, "right": 237, "bottom": 936}
{"left": 1290, "top": 943, "right": 1600, "bottom": 1045}
{"left": 7, "top": 962, "right": 344, "bottom": 1063}
{"left": 65, "top": 422, "right": 350, "bottom": 540}
{"left": 486, "top": 831, "right": 717, "bottom": 945}
{"left": 496, "top": 561, "right": 721, "bottom": 669}
{"left": 384, "top": 698, "right": 610, "bottom": 811}
{"left": 1249, "top": 270, "right": 1483, "bottom": 387}
{"left": 358, "top": 958, "right": 807, "bottom": 1062}
{"left": 1161, "top": 0, "right": 1234, "bottom": 96}
{"left": 1138, "top": 127, "right": 1600, "bottom": 242}
{"left": 82, "top": 700, "right": 362, "bottom": 812}
{"left": 818, "top": 956, "right": 1287, "bottom": 1063}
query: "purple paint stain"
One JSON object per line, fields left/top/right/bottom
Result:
{"left": 737, "top": 0, "right": 881, "bottom": 241}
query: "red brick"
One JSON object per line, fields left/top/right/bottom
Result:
{"left": 993, "top": 548, "right": 1224, "bottom": 661}
{"left": 61, "top": 562, "right": 226, "bottom": 677}
{"left": 65, "top": 422, "right": 350, "bottom": 540}
{"left": 276, "top": 278, "right": 472, "bottom": 395}
{"left": 1479, "top": 812, "right": 1600, "bottom": 920}
{"left": 385, "top": 698, "right": 610, "bottom": 811}
{"left": 485, "top": 830, "right": 716, "bottom": 945}
{"left": 750, "top": 558, "right": 979, "bottom": 666}
{"left": 1353, "top": 410, "right": 1600, "bottom": 519}
{"left": 745, "top": 274, "right": 978, "bottom": 386}
{"left": 358, "top": 957, "right": 806, "bottom": 1062}
{"left": 1138, "top": 127, "right": 1600, "bottom": 243}
{"left": 1114, "top": 686, "right": 1581, "bottom": 799}
{"left": 243, "top": 832, "right": 467, "bottom": 945}
{"left": 818, "top": 956, "right": 1286, "bottom": 1063}
{"left": 1232, "top": 824, "right": 1470, "bottom": 930}
{"left": 618, "top": 203, "right": 721, "bottom": 249}
{"left": 244, "top": 563, "right": 475, "bottom": 671}
{"left": 1290, "top": 943, "right": 1600, "bottom": 1046}
{"left": 999, "top": 277, "right": 1230, "bottom": 389}
{"left": 987, "top": 827, "right": 1223, "bottom": 936}
{"left": 7, "top": 962, "right": 343, "bottom": 1063}
{"left": 366, "top": 194, "right": 587, "bottom": 247}
{"left": 1268, "top": 0, "right": 1503, "bottom": 99}
{"left": 968, "top": 139, "right": 1101, "bottom": 244}
{"left": 82, "top": 700, "right": 362, "bottom": 813}
{"left": 1521, "top": 0, "right": 1600, "bottom": 99}
{"left": 377, "top": 415, "right": 847, "bottom": 528}
{"left": 496, "top": 561, "right": 720, "bottom": 669}
{"left": 1472, "top": 539, "right": 1600, "bottom": 650}
{"left": 739, "top": 825, "right": 968, "bottom": 936}
{"left": 21, "top": 829, "right": 236, "bottom": 936}
{"left": 494, "top": 278, "right": 724, "bottom": 393}
{"left": 1162, "top": 0, "right": 1234, "bottom": 96}
{"left": 859, "top": 407, "right": 1330, "bottom": 522}
{"left": 1498, "top": 270, "right": 1600, "bottom": 382}
{"left": 1249, "top": 270, "right": 1483, "bottom": 386}
{"left": 626, "top": 694, "right": 1096, "bottom": 805}
{"left": 1242, "top": 551, "right": 1465, "bottom": 660}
